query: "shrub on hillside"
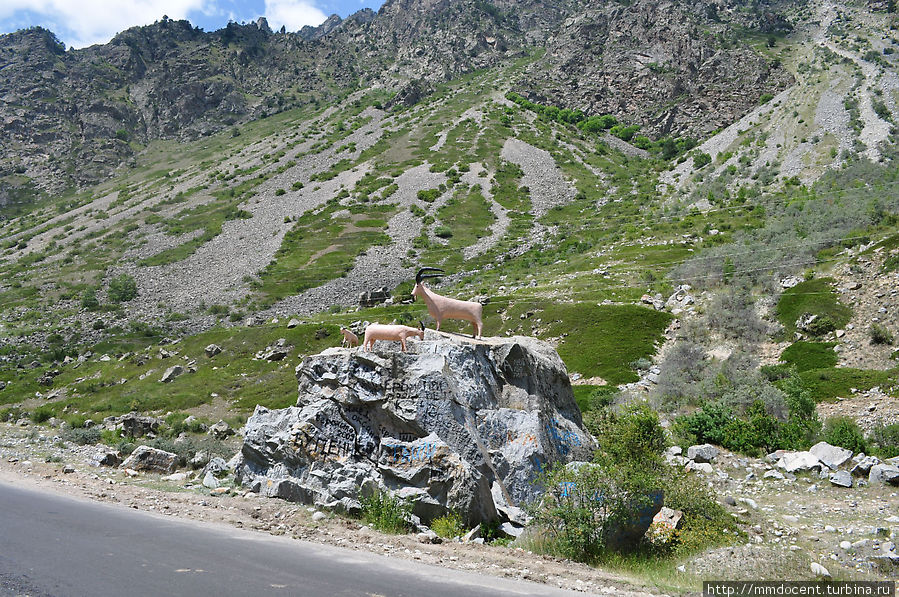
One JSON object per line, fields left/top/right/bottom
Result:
{"left": 80, "top": 288, "right": 100, "bottom": 311}
{"left": 693, "top": 152, "right": 712, "bottom": 168}
{"left": 869, "top": 423, "right": 899, "bottom": 458}
{"left": 870, "top": 323, "right": 894, "bottom": 345}
{"left": 431, "top": 512, "right": 464, "bottom": 539}
{"left": 705, "top": 287, "right": 769, "bottom": 342}
{"left": 108, "top": 274, "right": 138, "bottom": 302}
{"left": 63, "top": 427, "right": 101, "bottom": 445}
{"left": 532, "top": 405, "right": 736, "bottom": 562}
{"left": 822, "top": 416, "right": 867, "bottom": 454}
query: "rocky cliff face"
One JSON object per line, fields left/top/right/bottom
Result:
{"left": 234, "top": 332, "right": 595, "bottom": 526}
{"left": 518, "top": 0, "right": 794, "bottom": 139}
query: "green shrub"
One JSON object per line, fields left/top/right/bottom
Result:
{"left": 870, "top": 323, "right": 894, "bottom": 345}
{"left": 586, "top": 405, "right": 666, "bottom": 461}
{"left": 63, "top": 427, "right": 101, "bottom": 445}
{"left": 1, "top": 407, "right": 23, "bottom": 422}
{"left": 108, "top": 274, "right": 138, "bottom": 302}
{"left": 693, "top": 152, "right": 712, "bottom": 168}
{"left": 760, "top": 93, "right": 774, "bottom": 104}
{"left": 81, "top": 289, "right": 100, "bottom": 311}
{"left": 434, "top": 225, "right": 453, "bottom": 238}
{"left": 661, "top": 470, "right": 740, "bottom": 554}
{"left": 574, "top": 386, "right": 617, "bottom": 413}
{"left": 275, "top": 188, "right": 286, "bottom": 196}
{"left": 534, "top": 403, "right": 738, "bottom": 561}
{"left": 431, "top": 512, "right": 464, "bottom": 539}
{"left": 822, "top": 416, "right": 867, "bottom": 453}
{"left": 417, "top": 189, "right": 441, "bottom": 203}
{"left": 360, "top": 490, "right": 413, "bottom": 534}
{"left": 533, "top": 457, "right": 664, "bottom": 563}
{"left": 30, "top": 406, "right": 54, "bottom": 424}
{"left": 869, "top": 423, "right": 899, "bottom": 458}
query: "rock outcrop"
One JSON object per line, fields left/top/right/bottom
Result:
{"left": 234, "top": 332, "right": 595, "bottom": 526}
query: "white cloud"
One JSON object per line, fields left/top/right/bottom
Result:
{"left": 264, "top": 0, "right": 326, "bottom": 32}
{"left": 0, "top": 0, "right": 210, "bottom": 48}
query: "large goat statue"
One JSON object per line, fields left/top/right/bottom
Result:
{"left": 412, "top": 267, "right": 483, "bottom": 338}
{"left": 363, "top": 322, "right": 425, "bottom": 352}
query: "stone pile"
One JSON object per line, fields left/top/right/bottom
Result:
{"left": 766, "top": 442, "right": 899, "bottom": 488}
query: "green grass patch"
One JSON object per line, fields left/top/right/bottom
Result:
{"left": 775, "top": 278, "right": 852, "bottom": 336}
{"left": 476, "top": 302, "right": 672, "bottom": 384}
{"left": 0, "top": 323, "right": 347, "bottom": 418}
{"left": 779, "top": 341, "right": 838, "bottom": 372}
{"left": 798, "top": 367, "right": 898, "bottom": 402}
{"left": 254, "top": 203, "right": 397, "bottom": 307}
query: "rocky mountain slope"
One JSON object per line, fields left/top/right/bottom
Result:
{"left": 0, "top": 0, "right": 795, "bottom": 208}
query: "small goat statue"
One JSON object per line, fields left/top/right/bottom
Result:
{"left": 412, "top": 267, "right": 483, "bottom": 338}
{"left": 339, "top": 327, "right": 359, "bottom": 348}
{"left": 363, "top": 321, "right": 425, "bottom": 352}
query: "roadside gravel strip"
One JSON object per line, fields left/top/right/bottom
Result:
{"left": 0, "top": 428, "right": 665, "bottom": 597}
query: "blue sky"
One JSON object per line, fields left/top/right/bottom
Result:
{"left": 0, "top": 0, "right": 384, "bottom": 49}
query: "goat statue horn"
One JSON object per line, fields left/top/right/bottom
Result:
{"left": 415, "top": 267, "right": 445, "bottom": 284}
{"left": 419, "top": 320, "right": 425, "bottom": 331}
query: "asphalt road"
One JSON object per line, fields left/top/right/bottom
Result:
{"left": 0, "top": 482, "right": 591, "bottom": 597}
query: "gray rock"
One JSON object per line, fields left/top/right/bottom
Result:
{"left": 776, "top": 451, "right": 823, "bottom": 473}
{"left": 118, "top": 412, "right": 160, "bottom": 438}
{"left": 852, "top": 455, "right": 880, "bottom": 477}
{"left": 829, "top": 470, "right": 853, "bottom": 488}
{"left": 687, "top": 444, "right": 719, "bottom": 463}
{"left": 162, "top": 472, "right": 188, "bottom": 482}
{"left": 417, "top": 529, "right": 441, "bottom": 544}
{"left": 463, "top": 524, "right": 481, "bottom": 542}
{"left": 686, "top": 461, "right": 714, "bottom": 474}
{"left": 499, "top": 522, "right": 524, "bottom": 538}
{"left": 665, "top": 446, "right": 682, "bottom": 457}
{"left": 189, "top": 450, "right": 210, "bottom": 468}
{"left": 160, "top": 365, "right": 184, "bottom": 383}
{"left": 234, "top": 334, "right": 595, "bottom": 526}
{"left": 764, "top": 469, "right": 785, "bottom": 480}
{"left": 62, "top": 464, "right": 75, "bottom": 474}
{"left": 208, "top": 420, "right": 234, "bottom": 439}
{"left": 723, "top": 496, "right": 737, "bottom": 506}
{"left": 0, "top": 381, "right": 6, "bottom": 391}
{"left": 810, "top": 562, "right": 831, "bottom": 578}
{"left": 287, "top": 318, "right": 300, "bottom": 329}
{"left": 93, "top": 449, "right": 122, "bottom": 467}
{"left": 202, "top": 471, "right": 220, "bottom": 489}
{"left": 255, "top": 341, "right": 290, "bottom": 362}
{"left": 738, "top": 497, "right": 759, "bottom": 510}
{"left": 120, "top": 446, "right": 178, "bottom": 474}
{"left": 205, "top": 344, "right": 222, "bottom": 357}
{"left": 809, "top": 442, "right": 853, "bottom": 469}
{"left": 202, "top": 457, "right": 229, "bottom": 478}
{"left": 869, "top": 464, "right": 899, "bottom": 486}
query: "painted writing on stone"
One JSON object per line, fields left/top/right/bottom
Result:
{"left": 545, "top": 418, "right": 581, "bottom": 455}
{"left": 392, "top": 377, "right": 451, "bottom": 400}
{"left": 380, "top": 442, "right": 437, "bottom": 465}
{"left": 291, "top": 412, "right": 357, "bottom": 460}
